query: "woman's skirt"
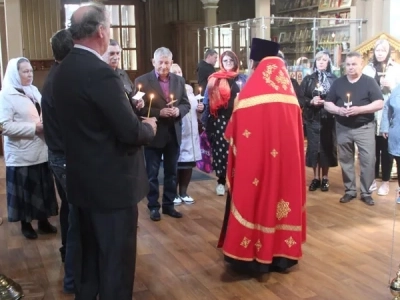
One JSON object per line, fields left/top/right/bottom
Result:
{"left": 6, "top": 162, "right": 58, "bottom": 222}
{"left": 211, "top": 115, "right": 229, "bottom": 179}
{"left": 306, "top": 118, "right": 338, "bottom": 168}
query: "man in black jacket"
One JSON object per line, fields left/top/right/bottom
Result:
{"left": 135, "top": 47, "right": 190, "bottom": 221}
{"left": 53, "top": 3, "right": 156, "bottom": 300}
{"left": 41, "top": 29, "right": 74, "bottom": 294}
{"left": 197, "top": 48, "right": 217, "bottom": 95}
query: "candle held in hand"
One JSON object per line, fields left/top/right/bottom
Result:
{"left": 199, "top": 87, "right": 202, "bottom": 95}
{"left": 138, "top": 84, "right": 142, "bottom": 92}
{"left": 147, "top": 94, "right": 154, "bottom": 118}
{"left": 347, "top": 93, "right": 350, "bottom": 103}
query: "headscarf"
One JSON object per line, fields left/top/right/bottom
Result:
{"left": 313, "top": 51, "right": 332, "bottom": 95}
{"left": 207, "top": 50, "right": 239, "bottom": 117}
{"left": 2, "top": 57, "right": 41, "bottom": 102}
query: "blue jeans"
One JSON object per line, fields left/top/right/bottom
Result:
{"left": 48, "top": 151, "right": 75, "bottom": 292}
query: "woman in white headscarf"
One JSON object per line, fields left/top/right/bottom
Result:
{"left": 0, "top": 57, "right": 58, "bottom": 239}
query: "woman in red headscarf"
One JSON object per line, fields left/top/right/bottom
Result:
{"left": 201, "top": 50, "right": 247, "bottom": 196}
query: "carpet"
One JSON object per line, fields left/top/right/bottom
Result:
{"left": 158, "top": 167, "right": 213, "bottom": 184}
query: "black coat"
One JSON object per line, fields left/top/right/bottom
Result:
{"left": 53, "top": 48, "right": 154, "bottom": 210}
{"left": 134, "top": 71, "right": 190, "bottom": 148}
{"left": 300, "top": 72, "right": 337, "bottom": 122}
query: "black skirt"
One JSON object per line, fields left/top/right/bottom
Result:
{"left": 305, "top": 118, "right": 338, "bottom": 168}
{"left": 6, "top": 162, "right": 58, "bottom": 222}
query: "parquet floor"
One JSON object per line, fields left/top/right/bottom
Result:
{"left": 1, "top": 159, "right": 400, "bottom": 300}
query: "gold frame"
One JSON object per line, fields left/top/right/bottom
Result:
{"left": 353, "top": 32, "right": 400, "bottom": 66}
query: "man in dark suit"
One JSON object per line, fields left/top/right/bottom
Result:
{"left": 134, "top": 47, "right": 190, "bottom": 221}
{"left": 41, "top": 29, "right": 75, "bottom": 294}
{"left": 52, "top": 3, "right": 156, "bottom": 300}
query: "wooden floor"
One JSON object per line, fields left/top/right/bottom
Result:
{"left": 1, "top": 160, "right": 400, "bottom": 300}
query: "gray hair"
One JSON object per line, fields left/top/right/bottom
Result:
{"left": 153, "top": 47, "right": 173, "bottom": 60}
{"left": 346, "top": 51, "right": 362, "bottom": 59}
{"left": 109, "top": 39, "right": 120, "bottom": 47}
{"left": 374, "top": 39, "right": 390, "bottom": 52}
{"left": 69, "top": 3, "right": 108, "bottom": 40}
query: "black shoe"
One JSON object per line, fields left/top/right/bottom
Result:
{"left": 309, "top": 179, "right": 321, "bottom": 191}
{"left": 361, "top": 195, "right": 375, "bottom": 206}
{"left": 150, "top": 209, "right": 161, "bottom": 221}
{"left": 339, "top": 194, "right": 356, "bottom": 203}
{"left": 320, "top": 178, "right": 329, "bottom": 192}
{"left": 38, "top": 219, "right": 57, "bottom": 234}
{"left": 162, "top": 208, "right": 183, "bottom": 218}
{"left": 21, "top": 221, "right": 38, "bottom": 239}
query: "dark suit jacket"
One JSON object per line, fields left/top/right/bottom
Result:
{"left": 52, "top": 47, "right": 154, "bottom": 210}
{"left": 134, "top": 71, "right": 190, "bottom": 148}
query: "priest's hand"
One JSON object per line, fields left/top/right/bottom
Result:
{"left": 382, "top": 132, "right": 388, "bottom": 139}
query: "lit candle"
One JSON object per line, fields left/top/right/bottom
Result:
{"left": 170, "top": 94, "right": 174, "bottom": 102}
{"left": 147, "top": 94, "right": 154, "bottom": 118}
{"left": 347, "top": 93, "right": 350, "bottom": 104}
{"left": 199, "top": 87, "right": 202, "bottom": 95}
{"left": 138, "top": 84, "right": 142, "bottom": 92}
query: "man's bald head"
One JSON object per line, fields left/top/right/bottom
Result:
{"left": 69, "top": 3, "right": 109, "bottom": 41}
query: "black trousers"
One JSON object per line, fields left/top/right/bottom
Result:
{"left": 375, "top": 135, "right": 393, "bottom": 181}
{"left": 393, "top": 156, "right": 400, "bottom": 185}
{"left": 144, "top": 138, "right": 180, "bottom": 211}
{"left": 71, "top": 204, "right": 138, "bottom": 300}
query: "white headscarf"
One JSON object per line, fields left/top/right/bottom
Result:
{"left": 2, "top": 57, "right": 41, "bottom": 102}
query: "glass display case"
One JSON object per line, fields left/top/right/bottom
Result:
{"left": 198, "top": 4, "right": 365, "bottom": 83}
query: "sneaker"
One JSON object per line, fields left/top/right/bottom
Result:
{"left": 377, "top": 181, "right": 390, "bottom": 196}
{"left": 369, "top": 180, "right": 377, "bottom": 192}
{"left": 173, "top": 197, "right": 182, "bottom": 205}
{"left": 180, "top": 195, "right": 195, "bottom": 204}
{"left": 216, "top": 184, "right": 225, "bottom": 196}
{"left": 309, "top": 179, "right": 320, "bottom": 191}
{"left": 397, "top": 187, "right": 400, "bottom": 204}
{"left": 320, "top": 178, "right": 329, "bottom": 192}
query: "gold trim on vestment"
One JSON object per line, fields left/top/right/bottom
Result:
{"left": 222, "top": 249, "right": 302, "bottom": 263}
{"left": 233, "top": 94, "right": 299, "bottom": 113}
{"left": 230, "top": 201, "right": 302, "bottom": 233}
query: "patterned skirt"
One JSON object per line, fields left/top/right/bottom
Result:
{"left": 6, "top": 162, "right": 58, "bottom": 222}
{"left": 211, "top": 115, "right": 229, "bottom": 179}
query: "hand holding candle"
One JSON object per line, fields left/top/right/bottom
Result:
{"left": 147, "top": 94, "right": 154, "bottom": 118}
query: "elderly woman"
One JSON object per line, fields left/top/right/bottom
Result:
{"left": 170, "top": 63, "right": 203, "bottom": 204}
{"left": 381, "top": 84, "right": 400, "bottom": 203}
{"left": 0, "top": 57, "right": 58, "bottom": 239}
{"left": 363, "top": 39, "right": 400, "bottom": 196}
{"left": 201, "top": 50, "right": 247, "bottom": 196}
{"left": 300, "top": 51, "right": 337, "bottom": 192}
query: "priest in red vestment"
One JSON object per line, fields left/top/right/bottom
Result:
{"left": 218, "top": 38, "right": 306, "bottom": 274}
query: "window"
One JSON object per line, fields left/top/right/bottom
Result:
{"left": 106, "top": 5, "right": 137, "bottom": 70}
{"left": 212, "top": 27, "right": 232, "bottom": 68}
{"left": 64, "top": 4, "right": 137, "bottom": 71}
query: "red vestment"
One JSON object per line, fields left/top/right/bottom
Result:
{"left": 218, "top": 57, "right": 306, "bottom": 266}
